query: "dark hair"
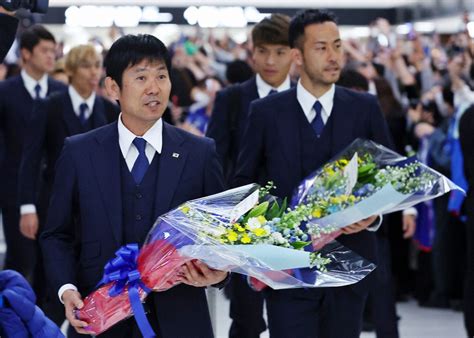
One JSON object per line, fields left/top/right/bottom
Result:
{"left": 252, "top": 13, "right": 291, "bottom": 47}
{"left": 20, "top": 25, "right": 55, "bottom": 52}
{"left": 442, "top": 85, "right": 454, "bottom": 108}
{"left": 373, "top": 77, "right": 403, "bottom": 119}
{"left": 289, "top": 9, "right": 337, "bottom": 49}
{"left": 337, "top": 68, "right": 369, "bottom": 92}
{"left": 104, "top": 34, "right": 171, "bottom": 88}
{"left": 225, "top": 60, "right": 254, "bottom": 84}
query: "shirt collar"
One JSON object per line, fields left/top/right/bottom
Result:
{"left": 118, "top": 113, "right": 163, "bottom": 158}
{"left": 21, "top": 69, "right": 48, "bottom": 99}
{"left": 256, "top": 73, "right": 291, "bottom": 98}
{"left": 68, "top": 85, "right": 96, "bottom": 117}
{"left": 296, "top": 80, "right": 335, "bottom": 121}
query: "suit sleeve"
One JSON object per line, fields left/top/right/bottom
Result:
{"left": 460, "top": 105, "right": 474, "bottom": 188}
{"left": 203, "top": 137, "right": 225, "bottom": 196}
{"left": 39, "top": 139, "right": 78, "bottom": 293}
{"left": 206, "top": 89, "right": 231, "bottom": 169}
{"left": 18, "top": 98, "right": 48, "bottom": 205}
{"left": 232, "top": 102, "right": 265, "bottom": 188}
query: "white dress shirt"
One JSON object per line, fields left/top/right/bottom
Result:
{"left": 296, "top": 80, "right": 335, "bottom": 124}
{"left": 21, "top": 69, "right": 48, "bottom": 99}
{"left": 58, "top": 115, "right": 164, "bottom": 302}
{"left": 256, "top": 73, "right": 291, "bottom": 99}
{"left": 68, "top": 85, "right": 96, "bottom": 120}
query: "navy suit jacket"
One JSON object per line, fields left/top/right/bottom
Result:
{"left": 40, "top": 121, "right": 224, "bottom": 336}
{"left": 0, "top": 75, "right": 66, "bottom": 208}
{"left": 234, "top": 86, "right": 392, "bottom": 268}
{"left": 18, "top": 90, "right": 119, "bottom": 209}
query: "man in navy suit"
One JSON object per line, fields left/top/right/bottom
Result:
{"left": 18, "top": 44, "right": 119, "bottom": 324}
{"left": 40, "top": 34, "right": 228, "bottom": 338}
{"left": 0, "top": 25, "right": 65, "bottom": 279}
{"left": 206, "top": 14, "right": 293, "bottom": 338}
{"left": 234, "top": 10, "right": 392, "bottom": 338}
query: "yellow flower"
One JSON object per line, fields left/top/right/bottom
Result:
{"left": 252, "top": 228, "right": 267, "bottom": 237}
{"left": 348, "top": 195, "right": 356, "bottom": 203}
{"left": 233, "top": 223, "right": 245, "bottom": 232}
{"left": 180, "top": 205, "right": 190, "bottom": 214}
{"left": 241, "top": 234, "right": 252, "bottom": 243}
{"left": 257, "top": 215, "right": 267, "bottom": 224}
{"left": 330, "top": 196, "right": 341, "bottom": 204}
{"left": 312, "top": 208, "right": 322, "bottom": 218}
{"left": 227, "top": 230, "right": 238, "bottom": 242}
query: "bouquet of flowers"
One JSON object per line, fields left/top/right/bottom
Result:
{"left": 291, "top": 138, "right": 463, "bottom": 248}
{"left": 75, "top": 186, "right": 375, "bottom": 336}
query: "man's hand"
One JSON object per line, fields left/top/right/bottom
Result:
{"left": 19, "top": 213, "right": 39, "bottom": 240}
{"left": 341, "top": 215, "right": 378, "bottom": 235}
{"left": 177, "top": 260, "right": 228, "bottom": 287}
{"left": 62, "top": 290, "right": 89, "bottom": 334}
{"left": 402, "top": 214, "right": 416, "bottom": 239}
{"left": 0, "top": 7, "right": 16, "bottom": 15}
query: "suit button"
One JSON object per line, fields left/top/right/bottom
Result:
{"left": 135, "top": 214, "right": 142, "bottom": 221}
{"left": 136, "top": 193, "right": 142, "bottom": 199}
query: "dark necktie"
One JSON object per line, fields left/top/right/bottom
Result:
{"left": 79, "top": 103, "right": 88, "bottom": 126}
{"left": 131, "top": 138, "right": 149, "bottom": 184}
{"left": 311, "top": 101, "right": 324, "bottom": 138}
{"left": 268, "top": 89, "right": 277, "bottom": 96}
{"left": 34, "top": 83, "right": 42, "bottom": 100}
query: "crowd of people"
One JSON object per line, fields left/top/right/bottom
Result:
{"left": 0, "top": 6, "right": 473, "bottom": 338}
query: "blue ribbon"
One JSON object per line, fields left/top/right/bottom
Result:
{"left": 97, "top": 243, "right": 156, "bottom": 338}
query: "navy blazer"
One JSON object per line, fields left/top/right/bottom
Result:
{"left": 0, "top": 75, "right": 66, "bottom": 208}
{"left": 18, "top": 90, "right": 120, "bottom": 207}
{"left": 234, "top": 86, "right": 392, "bottom": 265}
{"left": 40, "top": 121, "right": 224, "bottom": 336}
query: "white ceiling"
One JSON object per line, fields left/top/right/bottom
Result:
{"left": 49, "top": 0, "right": 423, "bottom": 9}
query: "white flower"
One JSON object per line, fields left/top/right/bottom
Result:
{"left": 247, "top": 217, "right": 261, "bottom": 230}
{"left": 271, "top": 232, "right": 285, "bottom": 244}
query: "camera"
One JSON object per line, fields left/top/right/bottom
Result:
{"left": 0, "top": 0, "right": 48, "bottom": 13}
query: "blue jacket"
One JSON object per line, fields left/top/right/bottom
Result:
{"left": 0, "top": 270, "right": 64, "bottom": 338}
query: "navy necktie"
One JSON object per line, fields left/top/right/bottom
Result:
{"left": 311, "top": 101, "right": 324, "bottom": 137}
{"left": 131, "top": 138, "right": 149, "bottom": 184}
{"left": 268, "top": 89, "right": 277, "bottom": 96}
{"left": 34, "top": 83, "right": 41, "bottom": 100}
{"left": 78, "top": 103, "right": 88, "bottom": 126}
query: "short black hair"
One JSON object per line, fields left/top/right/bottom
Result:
{"left": 20, "top": 25, "right": 55, "bottom": 52}
{"left": 252, "top": 13, "right": 291, "bottom": 47}
{"left": 289, "top": 9, "right": 337, "bottom": 49}
{"left": 104, "top": 34, "right": 171, "bottom": 88}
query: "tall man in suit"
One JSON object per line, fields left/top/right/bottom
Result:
{"left": 234, "top": 10, "right": 392, "bottom": 338}
{"left": 40, "top": 34, "right": 228, "bottom": 338}
{"left": 18, "top": 44, "right": 119, "bottom": 324}
{"left": 206, "top": 14, "right": 293, "bottom": 338}
{"left": 0, "top": 25, "right": 65, "bottom": 278}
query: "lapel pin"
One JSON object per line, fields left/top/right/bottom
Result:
{"left": 172, "top": 153, "right": 180, "bottom": 158}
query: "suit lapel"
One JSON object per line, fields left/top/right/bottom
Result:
{"left": 240, "top": 77, "right": 259, "bottom": 119}
{"left": 330, "top": 86, "right": 356, "bottom": 155}
{"left": 62, "top": 93, "right": 83, "bottom": 136}
{"left": 154, "top": 123, "right": 188, "bottom": 218}
{"left": 91, "top": 123, "right": 122, "bottom": 245}
{"left": 277, "top": 88, "right": 302, "bottom": 176}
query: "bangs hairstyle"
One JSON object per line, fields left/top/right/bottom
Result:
{"left": 104, "top": 34, "right": 171, "bottom": 88}
{"left": 252, "top": 13, "right": 291, "bottom": 47}
{"left": 289, "top": 9, "right": 337, "bottom": 49}
{"left": 65, "top": 44, "right": 101, "bottom": 74}
{"left": 20, "top": 25, "right": 55, "bottom": 52}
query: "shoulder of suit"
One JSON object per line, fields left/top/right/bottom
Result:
{"left": 0, "top": 74, "right": 21, "bottom": 91}
{"left": 67, "top": 123, "right": 114, "bottom": 147}
{"left": 165, "top": 122, "right": 214, "bottom": 148}
{"left": 336, "top": 85, "right": 377, "bottom": 104}
{"left": 252, "top": 87, "right": 295, "bottom": 108}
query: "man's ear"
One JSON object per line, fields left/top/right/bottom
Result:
{"left": 20, "top": 48, "right": 31, "bottom": 64}
{"left": 291, "top": 48, "right": 303, "bottom": 67}
{"left": 104, "top": 77, "right": 120, "bottom": 101}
